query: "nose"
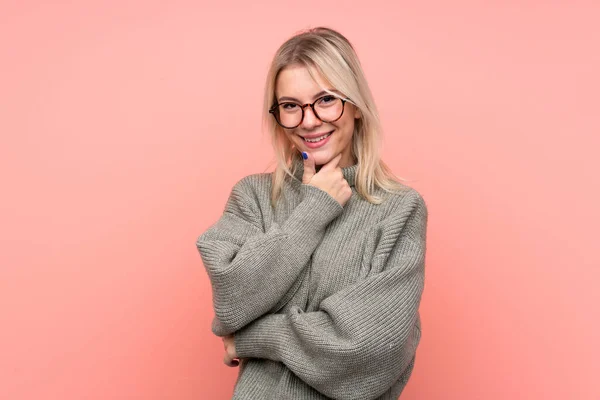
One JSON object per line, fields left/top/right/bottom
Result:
{"left": 300, "top": 105, "right": 322, "bottom": 129}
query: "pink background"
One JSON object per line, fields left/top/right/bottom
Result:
{"left": 1, "top": 1, "right": 599, "bottom": 399}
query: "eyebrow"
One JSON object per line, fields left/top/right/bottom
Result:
{"left": 278, "top": 89, "right": 338, "bottom": 103}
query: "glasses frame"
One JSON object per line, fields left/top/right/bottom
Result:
{"left": 269, "top": 95, "right": 349, "bottom": 129}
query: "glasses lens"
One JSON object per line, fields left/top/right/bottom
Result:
{"left": 314, "top": 96, "right": 343, "bottom": 122}
{"left": 276, "top": 104, "right": 302, "bottom": 128}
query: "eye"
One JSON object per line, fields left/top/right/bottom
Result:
{"left": 319, "top": 95, "right": 336, "bottom": 104}
{"left": 281, "top": 103, "right": 298, "bottom": 110}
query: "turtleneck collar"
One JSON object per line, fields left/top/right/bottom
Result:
{"left": 291, "top": 156, "right": 359, "bottom": 187}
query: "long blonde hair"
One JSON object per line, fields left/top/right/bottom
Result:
{"left": 263, "top": 26, "right": 406, "bottom": 207}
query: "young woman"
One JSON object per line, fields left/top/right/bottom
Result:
{"left": 196, "top": 26, "right": 428, "bottom": 400}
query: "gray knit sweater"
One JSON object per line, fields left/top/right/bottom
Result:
{"left": 196, "top": 157, "right": 428, "bottom": 400}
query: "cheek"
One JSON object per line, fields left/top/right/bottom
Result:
{"left": 287, "top": 130, "right": 300, "bottom": 141}
{"left": 339, "top": 118, "right": 355, "bottom": 140}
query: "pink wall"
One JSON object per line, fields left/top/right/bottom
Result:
{"left": 1, "top": 1, "right": 598, "bottom": 399}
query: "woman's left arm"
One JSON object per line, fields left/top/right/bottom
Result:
{"left": 234, "top": 190, "right": 428, "bottom": 400}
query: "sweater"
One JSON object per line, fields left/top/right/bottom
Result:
{"left": 196, "top": 156, "right": 428, "bottom": 400}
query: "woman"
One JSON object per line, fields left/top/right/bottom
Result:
{"left": 196, "top": 26, "right": 428, "bottom": 400}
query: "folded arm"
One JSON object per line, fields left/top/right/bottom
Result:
{"left": 234, "top": 190, "right": 428, "bottom": 400}
{"left": 196, "top": 176, "right": 343, "bottom": 336}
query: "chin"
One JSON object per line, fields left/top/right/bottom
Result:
{"left": 312, "top": 152, "right": 335, "bottom": 166}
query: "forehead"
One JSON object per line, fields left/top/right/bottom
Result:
{"left": 275, "top": 64, "right": 331, "bottom": 98}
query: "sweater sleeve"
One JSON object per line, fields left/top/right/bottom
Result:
{"left": 234, "top": 189, "right": 428, "bottom": 400}
{"left": 196, "top": 175, "right": 343, "bottom": 337}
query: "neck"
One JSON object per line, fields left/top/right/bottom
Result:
{"left": 292, "top": 155, "right": 359, "bottom": 187}
{"left": 339, "top": 149, "right": 357, "bottom": 168}
{"left": 316, "top": 153, "right": 357, "bottom": 170}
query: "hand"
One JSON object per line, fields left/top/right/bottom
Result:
{"left": 302, "top": 152, "right": 352, "bottom": 207}
{"left": 222, "top": 334, "right": 240, "bottom": 367}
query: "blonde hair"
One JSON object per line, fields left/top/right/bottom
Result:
{"left": 263, "top": 26, "right": 406, "bottom": 207}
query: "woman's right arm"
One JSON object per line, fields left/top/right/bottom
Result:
{"left": 196, "top": 175, "right": 343, "bottom": 337}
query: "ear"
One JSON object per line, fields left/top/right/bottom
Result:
{"left": 353, "top": 106, "right": 362, "bottom": 119}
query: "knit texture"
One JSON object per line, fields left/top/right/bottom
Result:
{"left": 196, "top": 157, "right": 428, "bottom": 400}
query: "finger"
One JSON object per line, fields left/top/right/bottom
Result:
{"left": 223, "top": 354, "right": 240, "bottom": 367}
{"left": 321, "top": 153, "right": 343, "bottom": 172}
{"left": 301, "top": 151, "right": 316, "bottom": 184}
{"left": 227, "top": 344, "right": 238, "bottom": 360}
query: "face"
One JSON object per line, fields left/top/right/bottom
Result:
{"left": 274, "top": 64, "right": 361, "bottom": 168}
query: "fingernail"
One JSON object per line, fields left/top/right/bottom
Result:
{"left": 302, "top": 152, "right": 308, "bottom": 160}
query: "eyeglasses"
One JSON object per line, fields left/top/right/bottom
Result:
{"left": 269, "top": 95, "right": 348, "bottom": 129}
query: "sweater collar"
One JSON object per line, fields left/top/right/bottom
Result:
{"left": 291, "top": 156, "right": 358, "bottom": 187}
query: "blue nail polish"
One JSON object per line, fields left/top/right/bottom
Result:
{"left": 302, "top": 152, "right": 308, "bottom": 160}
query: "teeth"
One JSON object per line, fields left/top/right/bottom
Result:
{"left": 304, "top": 132, "right": 332, "bottom": 143}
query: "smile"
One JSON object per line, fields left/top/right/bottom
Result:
{"left": 303, "top": 131, "right": 333, "bottom": 143}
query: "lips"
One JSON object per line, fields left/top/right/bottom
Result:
{"left": 300, "top": 130, "right": 333, "bottom": 149}
{"left": 301, "top": 130, "right": 334, "bottom": 140}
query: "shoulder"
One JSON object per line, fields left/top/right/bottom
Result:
{"left": 376, "top": 186, "right": 428, "bottom": 244}
{"left": 230, "top": 172, "right": 272, "bottom": 195}
{"left": 369, "top": 185, "right": 429, "bottom": 239}
{"left": 378, "top": 183, "right": 427, "bottom": 215}
{"left": 403, "top": 187, "right": 427, "bottom": 215}
{"left": 226, "top": 172, "right": 273, "bottom": 210}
